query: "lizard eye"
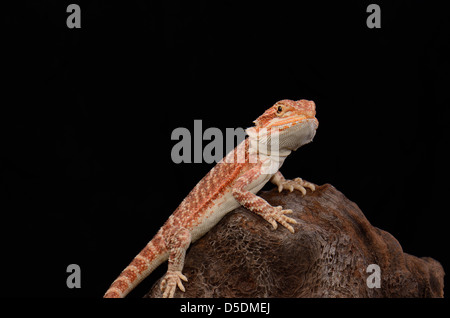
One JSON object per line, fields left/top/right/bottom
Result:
{"left": 276, "top": 105, "right": 283, "bottom": 114}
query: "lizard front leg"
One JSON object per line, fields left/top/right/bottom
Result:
{"left": 160, "top": 227, "right": 191, "bottom": 298}
{"left": 270, "top": 171, "right": 315, "bottom": 195}
{"left": 232, "top": 165, "right": 297, "bottom": 233}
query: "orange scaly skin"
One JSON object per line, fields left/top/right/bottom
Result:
{"left": 104, "top": 99, "right": 319, "bottom": 298}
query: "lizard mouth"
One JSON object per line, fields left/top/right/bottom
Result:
{"left": 266, "top": 115, "right": 318, "bottom": 130}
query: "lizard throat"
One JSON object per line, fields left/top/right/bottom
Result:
{"left": 246, "top": 119, "right": 317, "bottom": 158}
{"left": 246, "top": 128, "right": 292, "bottom": 159}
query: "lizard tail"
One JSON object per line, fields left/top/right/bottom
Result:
{"left": 104, "top": 234, "right": 168, "bottom": 298}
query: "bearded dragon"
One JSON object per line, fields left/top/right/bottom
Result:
{"left": 104, "top": 99, "right": 319, "bottom": 298}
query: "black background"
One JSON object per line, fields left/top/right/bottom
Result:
{"left": 1, "top": 0, "right": 449, "bottom": 301}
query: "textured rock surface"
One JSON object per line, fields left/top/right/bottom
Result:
{"left": 145, "top": 184, "right": 444, "bottom": 298}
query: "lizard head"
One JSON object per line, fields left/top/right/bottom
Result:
{"left": 247, "top": 99, "right": 319, "bottom": 154}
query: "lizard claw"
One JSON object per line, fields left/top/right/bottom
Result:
{"left": 277, "top": 178, "right": 315, "bottom": 196}
{"left": 160, "top": 270, "right": 188, "bottom": 298}
{"left": 264, "top": 206, "right": 297, "bottom": 233}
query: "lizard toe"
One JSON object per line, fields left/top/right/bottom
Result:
{"left": 160, "top": 271, "right": 187, "bottom": 298}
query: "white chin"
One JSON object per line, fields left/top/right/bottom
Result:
{"left": 280, "top": 120, "right": 317, "bottom": 151}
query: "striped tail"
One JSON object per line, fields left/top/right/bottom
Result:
{"left": 104, "top": 236, "right": 168, "bottom": 298}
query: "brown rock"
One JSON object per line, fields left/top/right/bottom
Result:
{"left": 145, "top": 184, "right": 444, "bottom": 298}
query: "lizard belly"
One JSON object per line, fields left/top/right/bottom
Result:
{"left": 189, "top": 172, "right": 273, "bottom": 243}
